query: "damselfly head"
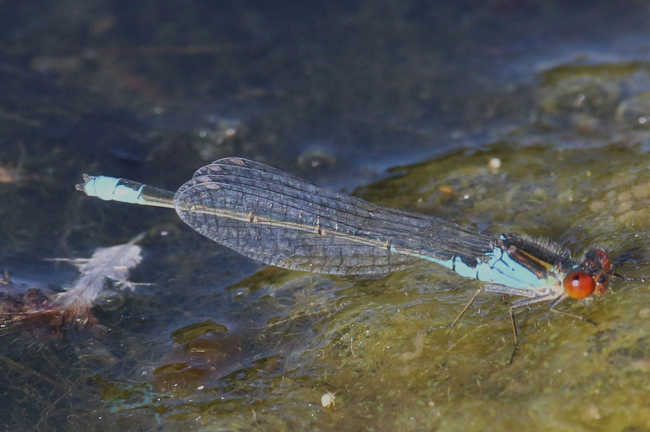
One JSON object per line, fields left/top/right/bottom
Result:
{"left": 563, "top": 248, "right": 610, "bottom": 299}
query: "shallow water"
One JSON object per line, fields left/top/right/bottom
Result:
{"left": 5, "top": 142, "right": 648, "bottom": 431}
{"left": 2, "top": 1, "right": 650, "bottom": 431}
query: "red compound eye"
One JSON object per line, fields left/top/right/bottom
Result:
{"left": 563, "top": 271, "right": 596, "bottom": 299}
{"left": 594, "top": 248, "right": 611, "bottom": 273}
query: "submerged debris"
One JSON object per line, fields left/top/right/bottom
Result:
{"left": 1, "top": 235, "right": 144, "bottom": 332}
{"left": 321, "top": 388, "right": 337, "bottom": 409}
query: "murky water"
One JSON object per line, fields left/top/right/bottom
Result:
{"left": 6, "top": 142, "right": 650, "bottom": 431}
{"left": 2, "top": 2, "right": 650, "bottom": 431}
{"left": 63, "top": 142, "right": 650, "bottom": 432}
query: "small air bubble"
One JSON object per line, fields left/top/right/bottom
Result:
{"left": 488, "top": 158, "right": 501, "bottom": 170}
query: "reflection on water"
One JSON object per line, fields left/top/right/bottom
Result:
{"left": 2, "top": 2, "right": 650, "bottom": 431}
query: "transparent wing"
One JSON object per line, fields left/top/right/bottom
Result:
{"left": 173, "top": 157, "right": 495, "bottom": 275}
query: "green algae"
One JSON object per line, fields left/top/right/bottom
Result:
{"left": 171, "top": 320, "right": 229, "bottom": 344}
{"left": 3, "top": 5, "right": 650, "bottom": 431}
{"left": 95, "top": 142, "right": 650, "bottom": 432}
{"left": 539, "top": 62, "right": 649, "bottom": 88}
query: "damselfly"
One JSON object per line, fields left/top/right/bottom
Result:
{"left": 77, "top": 157, "right": 611, "bottom": 361}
